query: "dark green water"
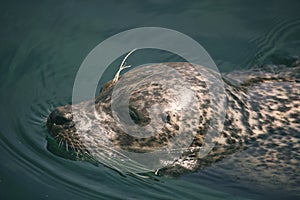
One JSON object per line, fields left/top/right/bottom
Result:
{"left": 0, "top": 0, "right": 300, "bottom": 199}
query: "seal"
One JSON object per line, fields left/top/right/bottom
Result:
{"left": 46, "top": 60, "right": 300, "bottom": 183}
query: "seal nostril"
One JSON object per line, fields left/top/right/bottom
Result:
{"left": 53, "top": 115, "right": 70, "bottom": 125}
{"left": 49, "top": 106, "right": 73, "bottom": 125}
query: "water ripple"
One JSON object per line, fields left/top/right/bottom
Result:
{"left": 244, "top": 17, "right": 300, "bottom": 67}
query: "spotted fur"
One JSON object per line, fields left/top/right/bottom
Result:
{"left": 47, "top": 62, "right": 300, "bottom": 188}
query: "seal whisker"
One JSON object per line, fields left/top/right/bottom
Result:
{"left": 65, "top": 141, "right": 69, "bottom": 151}
{"left": 58, "top": 138, "right": 63, "bottom": 148}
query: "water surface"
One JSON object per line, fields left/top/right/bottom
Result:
{"left": 1, "top": 0, "right": 300, "bottom": 199}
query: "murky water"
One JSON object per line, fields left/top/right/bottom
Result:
{"left": 1, "top": 1, "right": 300, "bottom": 199}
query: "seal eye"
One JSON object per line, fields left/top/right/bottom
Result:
{"left": 162, "top": 113, "right": 171, "bottom": 124}
{"left": 166, "top": 114, "right": 171, "bottom": 124}
{"left": 129, "top": 107, "right": 140, "bottom": 124}
{"left": 127, "top": 106, "right": 151, "bottom": 126}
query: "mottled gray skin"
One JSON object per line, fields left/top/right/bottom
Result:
{"left": 47, "top": 62, "right": 300, "bottom": 188}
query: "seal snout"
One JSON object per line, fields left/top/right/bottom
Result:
{"left": 47, "top": 105, "right": 74, "bottom": 134}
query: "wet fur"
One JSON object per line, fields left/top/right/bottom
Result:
{"left": 47, "top": 62, "right": 300, "bottom": 190}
